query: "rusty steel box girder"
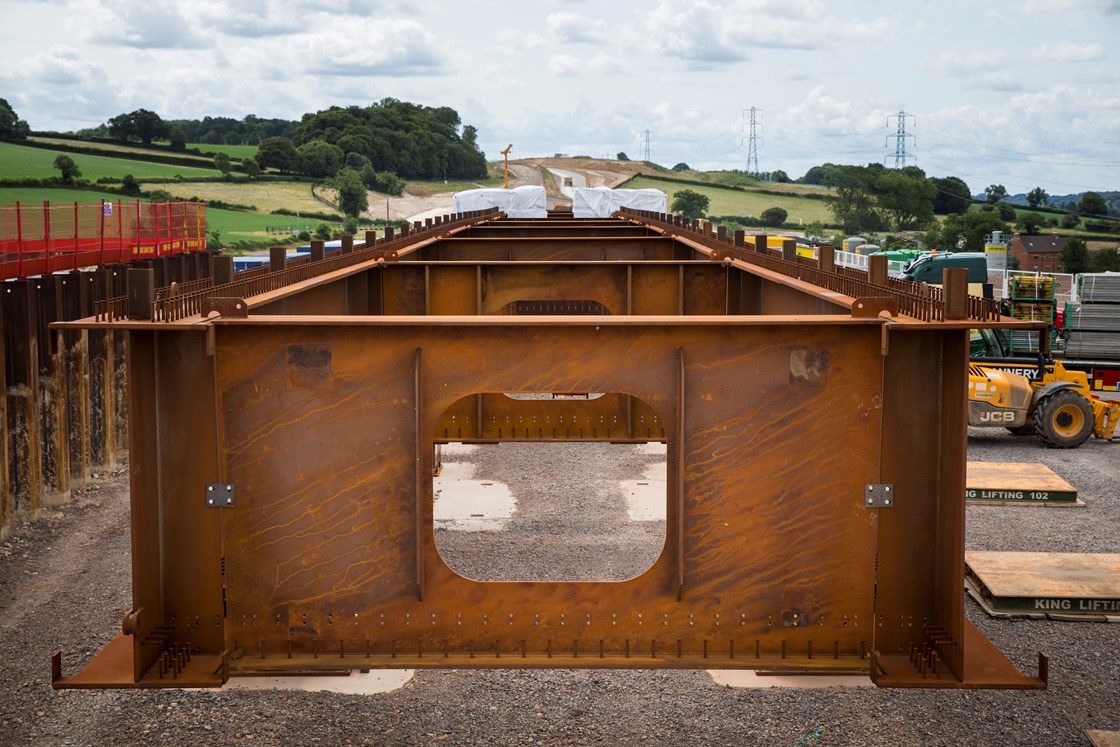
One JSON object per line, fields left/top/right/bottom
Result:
{"left": 53, "top": 211, "right": 1046, "bottom": 690}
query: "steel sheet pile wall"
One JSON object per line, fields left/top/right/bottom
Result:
{"left": 51, "top": 211, "right": 1045, "bottom": 691}
{"left": 0, "top": 250, "right": 218, "bottom": 541}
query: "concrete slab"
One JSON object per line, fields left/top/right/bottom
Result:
{"left": 632, "top": 443, "right": 668, "bottom": 455}
{"left": 226, "top": 669, "right": 414, "bottom": 694}
{"left": 433, "top": 461, "right": 517, "bottom": 531}
{"left": 620, "top": 461, "right": 667, "bottom": 521}
{"left": 708, "top": 670, "right": 873, "bottom": 689}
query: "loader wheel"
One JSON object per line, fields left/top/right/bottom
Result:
{"left": 1034, "top": 390, "right": 1094, "bottom": 448}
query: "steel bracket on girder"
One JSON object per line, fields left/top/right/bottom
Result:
{"left": 206, "top": 483, "right": 235, "bottom": 508}
{"left": 865, "top": 484, "right": 895, "bottom": 508}
{"left": 200, "top": 297, "right": 249, "bottom": 318}
{"left": 851, "top": 297, "right": 899, "bottom": 319}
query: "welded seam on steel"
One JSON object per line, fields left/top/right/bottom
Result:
{"left": 415, "top": 347, "right": 424, "bottom": 602}
{"left": 676, "top": 347, "right": 685, "bottom": 602}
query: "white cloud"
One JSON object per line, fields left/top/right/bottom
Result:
{"left": 227, "top": 46, "right": 297, "bottom": 83}
{"left": 646, "top": 0, "right": 749, "bottom": 63}
{"left": 783, "top": 86, "right": 886, "bottom": 138}
{"left": 194, "top": 0, "right": 305, "bottom": 38}
{"left": 966, "top": 73, "right": 1027, "bottom": 93}
{"left": 1024, "top": 0, "right": 1119, "bottom": 11}
{"left": 20, "top": 45, "right": 109, "bottom": 87}
{"left": 929, "top": 51, "right": 1009, "bottom": 76}
{"left": 497, "top": 27, "right": 547, "bottom": 50}
{"left": 1081, "top": 69, "right": 1120, "bottom": 84}
{"left": 985, "top": 9, "right": 1016, "bottom": 27}
{"left": 297, "top": 18, "right": 448, "bottom": 76}
{"left": 482, "top": 98, "right": 644, "bottom": 159}
{"left": 193, "top": 0, "right": 394, "bottom": 38}
{"left": 546, "top": 12, "right": 610, "bottom": 44}
{"left": 547, "top": 52, "right": 630, "bottom": 78}
{"left": 900, "top": 86, "right": 1120, "bottom": 191}
{"left": 0, "top": 46, "right": 119, "bottom": 128}
{"left": 75, "top": 0, "right": 210, "bottom": 49}
{"left": 548, "top": 54, "right": 582, "bottom": 77}
{"left": 644, "top": 0, "right": 893, "bottom": 65}
{"left": 1037, "top": 42, "right": 1105, "bottom": 63}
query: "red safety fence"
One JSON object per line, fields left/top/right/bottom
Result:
{"left": 0, "top": 201, "right": 207, "bottom": 280}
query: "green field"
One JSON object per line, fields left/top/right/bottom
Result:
{"left": 186, "top": 143, "right": 257, "bottom": 159}
{"left": 207, "top": 207, "right": 338, "bottom": 248}
{"left": 31, "top": 136, "right": 257, "bottom": 165}
{"left": 624, "top": 176, "right": 834, "bottom": 224}
{"left": 161, "top": 181, "right": 336, "bottom": 215}
{"left": 28, "top": 136, "right": 216, "bottom": 165}
{"left": 0, "top": 142, "right": 222, "bottom": 181}
{"left": 658, "top": 169, "right": 832, "bottom": 197}
{"left": 405, "top": 179, "right": 499, "bottom": 194}
{"left": 0, "top": 186, "right": 126, "bottom": 204}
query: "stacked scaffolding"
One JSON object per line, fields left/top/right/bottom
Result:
{"left": 1007, "top": 275, "right": 1055, "bottom": 353}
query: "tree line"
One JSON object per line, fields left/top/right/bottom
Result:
{"left": 70, "top": 100, "right": 489, "bottom": 181}
{"left": 662, "top": 160, "right": 1119, "bottom": 273}
{"left": 7, "top": 99, "right": 490, "bottom": 219}
{"left": 0, "top": 98, "right": 31, "bottom": 139}
{"left": 75, "top": 100, "right": 487, "bottom": 197}
{"left": 794, "top": 161, "right": 1115, "bottom": 241}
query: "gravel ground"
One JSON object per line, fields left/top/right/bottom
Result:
{"left": 435, "top": 443, "right": 667, "bottom": 582}
{"left": 2, "top": 409, "right": 1118, "bottom": 746}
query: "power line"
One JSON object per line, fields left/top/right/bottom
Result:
{"left": 918, "top": 130, "right": 1120, "bottom": 169}
{"left": 640, "top": 130, "right": 653, "bottom": 162}
{"left": 885, "top": 110, "right": 915, "bottom": 169}
{"left": 692, "top": 128, "right": 745, "bottom": 163}
{"left": 742, "top": 107, "right": 762, "bottom": 177}
{"left": 914, "top": 153, "right": 1110, "bottom": 195}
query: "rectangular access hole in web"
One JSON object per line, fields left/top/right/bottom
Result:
{"left": 433, "top": 440, "right": 667, "bottom": 582}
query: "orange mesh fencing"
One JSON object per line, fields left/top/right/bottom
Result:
{"left": 0, "top": 200, "right": 207, "bottom": 280}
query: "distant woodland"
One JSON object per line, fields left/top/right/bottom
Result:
{"left": 66, "top": 98, "right": 488, "bottom": 181}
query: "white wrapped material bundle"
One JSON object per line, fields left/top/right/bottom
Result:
{"left": 572, "top": 187, "right": 668, "bottom": 218}
{"left": 451, "top": 186, "right": 547, "bottom": 218}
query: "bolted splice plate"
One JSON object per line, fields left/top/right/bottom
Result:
{"left": 865, "top": 484, "right": 895, "bottom": 508}
{"left": 206, "top": 483, "right": 235, "bottom": 508}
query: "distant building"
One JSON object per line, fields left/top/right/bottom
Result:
{"left": 1009, "top": 232, "right": 1066, "bottom": 273}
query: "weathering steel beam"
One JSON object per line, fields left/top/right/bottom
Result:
{"left": 51, "top": 213, "right": 1045, "bottom": 691}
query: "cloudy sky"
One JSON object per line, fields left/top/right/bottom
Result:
{"left": 3, "top": 0, "right": 1120, "bottom": 195}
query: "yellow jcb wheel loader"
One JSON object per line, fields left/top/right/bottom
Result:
{"left": 968, "top": 328, "right": 1120, "bottom": 448}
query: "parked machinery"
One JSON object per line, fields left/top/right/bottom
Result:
{"left": 969, "top": 328, "right": 1119, "bottom": 447}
